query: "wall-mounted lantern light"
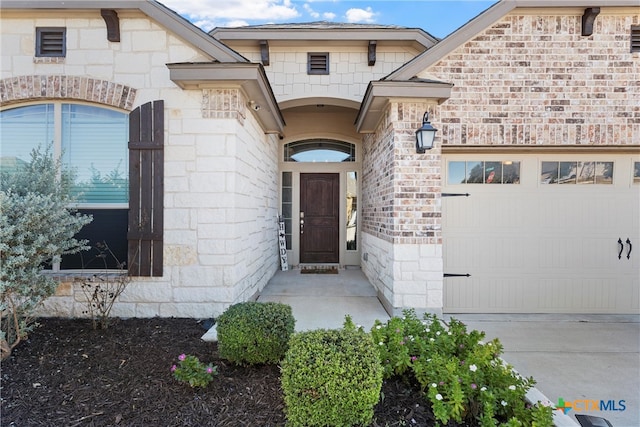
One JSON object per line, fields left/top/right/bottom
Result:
{"left": 415, "top": 112, "right": 438, "bottom": 153}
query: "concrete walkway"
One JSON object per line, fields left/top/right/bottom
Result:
{"left": 256, "top": 267, "right": 390, "bottom": 330}
{"left": 209, "top": 268, "right": 639, "bottom": 427}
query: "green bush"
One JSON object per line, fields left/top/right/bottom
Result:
{"left": 281, "top": 318, "right": 383, "bottom": 427}
{"left": 370, "top": 310, "right": 554, "bottom": 427}
{"left": 216, "top": 301, "right": 295, "bottom": 365}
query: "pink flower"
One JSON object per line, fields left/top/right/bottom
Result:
{"left": 410, "top": 356, "right": 417, "bottom": 362}
{"left": 171, "top": 365, "right": 177, "bottom": 372}
{"left": 206, "top": 367, "right": 213, "bottom": 374}
{"left": 471, "top": 383, "right": 477, "bottom": 389}
{"left": 178, "top": 354, "right": 186, "bottom": 361}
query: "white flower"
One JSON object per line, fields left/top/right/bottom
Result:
{"left": 425, "top": 328, "right": 430, "bottom": 332}
{"left": 379, "top": 342, "right": 384, "bottom": 346}
{"left": 480, "top": 387, "right": 487, "bottom": 392}
{"left": 469, "top": 364, "right": 478, "bottom": 372}
{"left": 436, "top": 331, "right": 441, "bottom": 336}
{"left": 435, "top": 394, "right": 443, "bottom": 401}
{"left": 501, "top": 400, "right": 508, "bottom": 406}
{"left": 376, "top": 325, "right": 382, "bottom": 330}
{"left": 431, "top": 383, "right": 437, "bottom": 388}
{"left": 509, "top": 385, "right": 516, "bottom": 391}
{"left": 430, "top": 338, "right": 435, "bottom": 342}
{"left": 448, "top": 331, "right": 452, "bottom": 335}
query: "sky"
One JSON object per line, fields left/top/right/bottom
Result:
{"left": 160, "top": 0, "right": 498, "bottom": 39}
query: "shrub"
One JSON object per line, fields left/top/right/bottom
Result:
{"left": 0, "top": 146, "right": 92, "bottom": 360}
{"left": 77, "top": 241, "right": 131, "bottom": 330}
{"left": 371, "top": 310, "right": 554, "bottom": 427}
{"left": 281, "top": 317, "right": 383, "bottom": 427}
{"left": 216, "top": 301, "right": 295, "bottom": 365}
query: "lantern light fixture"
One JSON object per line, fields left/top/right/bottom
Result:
{"left": 415, "top": 112, "right": 438, "bottom": 153}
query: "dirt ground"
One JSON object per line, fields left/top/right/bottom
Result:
{"left": 1, "top": 317, "right": 477, "bottom": 427}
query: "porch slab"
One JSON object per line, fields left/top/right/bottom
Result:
{"left": 256, "top": 267, "right": 390, "bottom": 331}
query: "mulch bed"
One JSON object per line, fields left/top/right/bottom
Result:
{"left": 1, "top": 318, "right": 473, "bottom": 426}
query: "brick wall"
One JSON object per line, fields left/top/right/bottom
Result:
{"left": 362, "top": 102, "right": 442, "bottom": 245}
{"left": 423, "top": 11, "right": 640, "bottom": 146}
{"left": 361, "top": 102, "right": 443, "bottom": 312}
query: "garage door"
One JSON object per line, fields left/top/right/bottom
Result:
{"left": 442, "top": 154, "right": 639, "bottom": 314}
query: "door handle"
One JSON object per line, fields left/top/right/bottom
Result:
{"left": 618, "top": 238, "right": 624, "bottom": 259}
{"left": 626, "top": 238, "right": 632, "bottom": 260}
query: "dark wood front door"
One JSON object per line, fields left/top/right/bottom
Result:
{"left": 300, "top": 173, "right": 339, "bottom": 263}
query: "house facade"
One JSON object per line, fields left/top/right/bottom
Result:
{"left": 1, "top": 0, "right": 638, "bottom": 318}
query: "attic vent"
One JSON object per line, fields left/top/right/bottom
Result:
{"left": 308, "top": 52, "right": 329, "bottom": 75}
{"left": 36, "top": 27, "right": 66, "bottom": 57}
{"left": 632, "top": 26, "right": 640, "bottom": 53}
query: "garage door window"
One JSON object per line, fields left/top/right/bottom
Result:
{"left": 540, "top": 161, "right": 613, "bottom": 184}
{"left": 448, "top": 161, "right": 520, "bottom": 184}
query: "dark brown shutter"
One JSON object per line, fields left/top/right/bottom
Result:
{"left": 128, "top": 100, "right": 164, "bottom": 276}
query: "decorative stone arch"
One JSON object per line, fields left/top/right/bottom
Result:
{"left": 0, "top": 75, "right": 137, "bottom": 110}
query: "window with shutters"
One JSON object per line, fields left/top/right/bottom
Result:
{"left": 308, "top": 52, "right": 329, "bottom": 75}
{"left": 36, "top": 27, "right": 66, "bottom": 57}
{"left": 632, "top": 26, "right": 640, "bottom": 53}
{"left": 0, "top": 103, "right": 129, "bottom": 269}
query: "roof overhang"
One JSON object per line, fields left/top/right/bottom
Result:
{"left": 0, "top": 0, "right": 247, "bottom": 63}
{"left": 211, "top": 26, "right": 438, "bottom": 50}
{"left": 355, "top": 80, "right": 453, "bottom": 133}
{"left": 167, "top": 62, "right": 285, "bottom": 135}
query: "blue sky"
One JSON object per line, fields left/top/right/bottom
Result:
{"left": 161, "top": 0, "right": 498, "bottom": 39}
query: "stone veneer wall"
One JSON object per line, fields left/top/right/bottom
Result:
{"left": 1, "top": 12, "right": 280, "bottom": 319}
{"left": 361, "top": 102, "right": 443, "bottom": 313}
{"left": 423, "top": 11, "right": 640, "bottom": 146}
{"left": 238, "top": 48, "right": 418, "bottom": 103}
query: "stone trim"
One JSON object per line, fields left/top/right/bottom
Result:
{"left": 201, "top": 88, "right": 246, "bottom": 124}
{"left": 0, "top": 75, "right": 137, "bottom": 110}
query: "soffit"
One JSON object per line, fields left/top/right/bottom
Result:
{"left": 355, "top": 80, "right": 453, "bottom": 134}
{"left": 167, "top": 62, "right": 285, "bottom": 135}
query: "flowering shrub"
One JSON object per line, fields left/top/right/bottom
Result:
{"left": 171, "top": 354, "right": 217, "bottom": 388}
{"left": 371, "top": 310, "right": 554, "bottom": 427}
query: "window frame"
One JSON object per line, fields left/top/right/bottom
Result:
{"left": 1, "top": 101, "right": 129, "bottom": 272}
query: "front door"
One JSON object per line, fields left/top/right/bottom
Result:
{"left": 300, "top": 173, "right": 339, "bottom": 263}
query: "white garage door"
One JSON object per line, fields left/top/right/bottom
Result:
{"left": 442, "top": 154, "right": 639, "bottom": 314}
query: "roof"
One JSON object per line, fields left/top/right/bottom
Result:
{"left": 211, "top": 21, "right": 439, "bottom": 50}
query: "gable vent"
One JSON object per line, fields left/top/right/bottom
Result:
{"left": 632, "top": 26, "right": 640, "bottom": 53}
{"left": 36, "top": 27, "right": 66, "bottom": 57}
{"left": 308, "top": 52, "right": 329, "bottom": 75}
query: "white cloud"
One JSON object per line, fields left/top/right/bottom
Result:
{"left": 303, "top": 4, "right": 320, "bottom": 19}
{"left": 160, "top": 0, "right": 300, "bottom": 30}
{"left": 344, "top": 7, "right": 377, "bottom": 24}
{"left": 323, "top": 12, "right": 337, "bottom": 20}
